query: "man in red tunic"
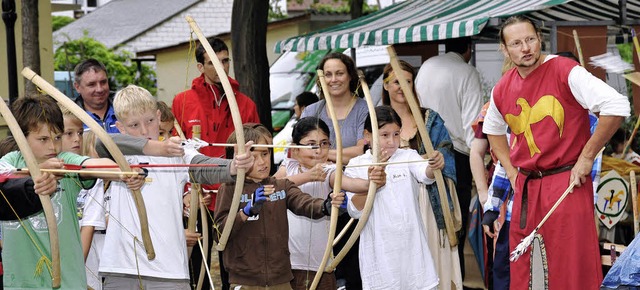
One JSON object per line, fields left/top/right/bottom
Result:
{"left": 483, "top": 16, "right": 629, "bottom": 289}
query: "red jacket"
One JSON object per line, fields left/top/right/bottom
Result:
{"left": 173, "top": 74, "right": 260, "bottom": 209}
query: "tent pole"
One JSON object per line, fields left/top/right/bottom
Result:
{"left": 550, "top": 23, "right": 557, "bottom": 54}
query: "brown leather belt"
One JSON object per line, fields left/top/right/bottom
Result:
{"left": 517, "top": 165, "right": 573, "bottom": 229}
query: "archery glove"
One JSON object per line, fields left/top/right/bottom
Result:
{"left": 481, "top": 210, "right": 500, "bottom": 226}
{"left": 322, "top": 190, "right": 348, "bottom": 216}
{"left": 243, "top": 186, "right": 267, "bottom": 216}
{"left": 0, "top": 177, "right": 44, "bottom": 220}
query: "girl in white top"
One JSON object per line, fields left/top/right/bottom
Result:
{"left": 76, "top": 131, "right": 108, "bottom": 290}
{"left": 274, "top": 116, "right": 386, "bottom": 290}
{"left": 275, "top": 116, "right": 337, "bottom": 290}
{"left": 344, "top": 106, "right": 442, "bottom": 290}
{"left": 60, "top": 112, "right": 107, "bottom": 290}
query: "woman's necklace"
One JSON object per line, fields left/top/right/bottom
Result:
{"left": 333, "top": 95, "right": 358, "bottom": 126}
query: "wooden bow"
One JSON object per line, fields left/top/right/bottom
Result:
{"left": 325, "top": 71, "right": 380, "bottom": 272}
{"left": 175, "top": 122, "right": 211, "bottom": 290}
{"left": 309, "top": 68, "right": 346, "bottom": 290}
{"left": 185, "top": 125, "right": 202, "bottom": 258}
{"left": 0, "top": 98, "right": 61, "bottom": 288}
{"left": 185, "top": 16, "right": 246, "bottom": 251}
{"left": 22, "top": 68, "right": 157, "bottom": 259}
{"left": 387, "top": 46, "right": 458, "bottom": 246}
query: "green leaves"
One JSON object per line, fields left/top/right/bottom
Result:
{"left": 53, "top": 33, "right": 157, "bottom": 95}
{"left": 52, "top": 16, "right": 74, "bottom": 32}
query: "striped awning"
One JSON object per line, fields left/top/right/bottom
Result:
{"left": 274, "top": 0, "right": 639, "bottom": 53}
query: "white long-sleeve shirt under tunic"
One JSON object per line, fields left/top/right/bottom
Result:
{"left": 483, "top": 55, "right": 630, "bottom": 135}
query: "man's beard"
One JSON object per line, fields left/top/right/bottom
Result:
{"left": 516, "top": 54, "right": 540, "bottom": 68}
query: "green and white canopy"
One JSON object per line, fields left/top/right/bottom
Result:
{"left": 274, "top": 0, "right": 639, "bottom": 53}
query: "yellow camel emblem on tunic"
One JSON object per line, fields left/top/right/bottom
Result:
{"left": 505, "top": 95, "right": 565, "bottom": 157}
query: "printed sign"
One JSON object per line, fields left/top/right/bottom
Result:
{"left": 596, "top": 170, "right": 629, "bottom": 229}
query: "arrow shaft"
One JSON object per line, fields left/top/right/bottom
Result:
{"left": 63, "top": 163, "right": 224, "bottom": 170}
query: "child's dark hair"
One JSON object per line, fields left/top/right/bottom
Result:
{"left": 157, "top": 101, "right": 175, "bottom": 123}
{"left": 364, "top": 106, "right": 402, "bottom": 133}
{"left": 12, "top": 95, "right": 64, "bottom": 137}
{"left": 0, "top": 136, "right": 18, "bottom": 157}
{"left": 610, "top": 128, "right": 627, "bottom": 151}
{"left": 225, "top": 123, "right": 271, "bottom": 159}
{"left": 296, "top": 92, "right": 319, "bottom": 108}
{"left": 292, "top": 117, "right": 330, "bottom": 145}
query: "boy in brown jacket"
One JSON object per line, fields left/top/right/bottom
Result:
{"left": 214, "top": 124, "right": 383, "bottom": 289}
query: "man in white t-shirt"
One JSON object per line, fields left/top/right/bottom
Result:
{"left": 415, "top": 37, "right": 483, "bottom": 276}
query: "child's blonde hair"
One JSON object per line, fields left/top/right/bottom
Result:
{"left": 81, "top": 130, "right": 98, "bottom": 157}
{"left": 113, "top": 85, "right": 157, "bottom": 120}
{"left": 59, "top": 105, "right": 83, "bottom": 128}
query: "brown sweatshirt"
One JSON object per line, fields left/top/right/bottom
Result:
{"left": 214, "top": 176, "right": 327, "bottom": 286}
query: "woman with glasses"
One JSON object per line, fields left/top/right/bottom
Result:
{"left": 274, "top": 117, "right": 385, "bottom": 290}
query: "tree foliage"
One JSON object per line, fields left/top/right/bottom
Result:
{"left": 284, "top": 0, "right": 378, "bottom": 15}
{"left": 54, "top": 34, "right": 156, "bottom": 95}
{"left": 52, "top": 16, "right": 74, "bottom": 31}
{"left": 269, "top": 0, "right": 287, "bottom": 20}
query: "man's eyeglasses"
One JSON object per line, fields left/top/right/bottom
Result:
{"left": 299, "top": 141, "right": 331, "bottom": 149}
{"left": 506, "top": 36, "right": 538, "bottom": 49}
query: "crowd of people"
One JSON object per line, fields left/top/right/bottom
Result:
{"left": 0, "top": 15, "right": 636, "bottom": 290}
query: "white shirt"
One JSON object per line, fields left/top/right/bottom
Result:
{"left": 416, "top": 52, "right": 483, "bottom": 154}
{"left": 99, "top": 153, "right": 196, "bottom": 280}
{"left": 484, "top": 55, "right": 630, "bottom": 135}
{"left": 79, "top": 179, "right": 107, "bottom": 290}
{"left": 282, "top": 158, "right": 333, "bottom": 271}
{"left": 78, "top": 179, "right": 107, "bottom": 229}
{"left": 345, "top": 149, "right": 438, "bottom": 290}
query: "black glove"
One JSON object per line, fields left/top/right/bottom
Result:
{"left": 322, "top": 191, "right": 348, "bottom": 216}
{"left": 0, "top": 177, "right": 43, "bottom": 220}
{"left": 243, "top": 186, "right": 267, "bottom": 216}
{"left": 481, "top": 210, "right": 500, "bottom": 226}
{"left": 25, "top": 178, "right": 36, "bottom": 196}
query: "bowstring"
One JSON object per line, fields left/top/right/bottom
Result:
{"left": 2, "top": 91, "right": 60, "bottom": 279}
{"left": 68, "top": 170, "right": 145, "bottom": 290}
{"left": 0, "top": 188, "right": 53, "bottom": 277}
{"left": 177, "top": 119, "right": 215, "bottom": 289}
{"left": 186, "top": 169, "right": 216, "bottom": 288}
{"left": 304, "top": 69, "right": 355, "bottom": 289}
{"left": 35, "top": 74, "right": 146, "bottom": 288}
{"left": 179, "top": 31, "right": 197, "bottom": 126}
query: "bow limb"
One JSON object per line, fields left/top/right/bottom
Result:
{"left": 309, "top": 69, "right": 346, "bottom": 290}
{"left": 185, "top": 16, "right": 246, "bottom": 251}
{"left": 22, "top": 68, "right": 157, "bottom": 259}
{"left": 196, "top": 200, "right": 210, "bottom": 290}
{"left": 325, "top": 70, "right": 380, "bottom": 272}
{"left": 387, "top": 46, "right": 458, "bottom": 246}
{"left": 187, "top": 125, "right": 210, "bottom": 290}
{"left": 0, "top": 99, "right": 61, "bottom": 288}
{"left": 178, "top": 123, "right": 200, "bottom": 257}
{"left": 175, "top": 121, "right": 210, "bottom": 290}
